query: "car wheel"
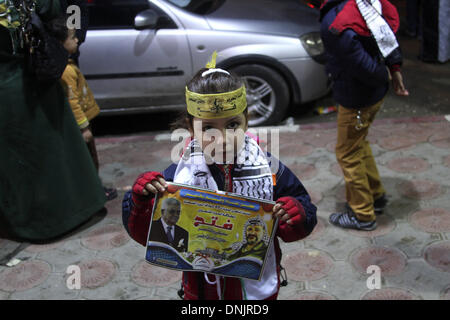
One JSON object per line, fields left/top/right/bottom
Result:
{"left": 230, "top": 64, "right": 289, "bottom": 127}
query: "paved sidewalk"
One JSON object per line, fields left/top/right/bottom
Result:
{"left": 1, "top": 115, "right": 449, "bottom": 300}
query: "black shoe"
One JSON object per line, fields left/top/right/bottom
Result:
{"left": 104, "top": 187, "right": 118, "bottom": 201}
{"left": 374, "top": 194, "right": 388, "bottom": 215}
{"left": 404, "top": 29, "right": 417, "bottom": 38}
{"left": 330, "top": 207, "right": 377, "bottom": 231}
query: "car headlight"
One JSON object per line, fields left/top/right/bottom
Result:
{"left": 300, "top": 32, "right": 324, "bottom": 57}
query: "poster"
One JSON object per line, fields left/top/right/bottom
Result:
{"left": 145, "top": 183, "right": 278, "bottom": 281}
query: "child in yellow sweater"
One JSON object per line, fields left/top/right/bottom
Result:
{"left": 48, "top": 16, "right": 117, "bottom": 200}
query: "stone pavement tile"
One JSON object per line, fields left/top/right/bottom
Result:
{"left": 80, "top": 271, "right": 155, "bottom": 300}
{"left": 383, "top": 259, "right": 449, "bottom": 300}
{"left": 403, "top": 123, "right": 438, "bottom": 142}
{"left": 302, "top": 220, "right": 373, "bottom": 261}
{"left": 96, "top": 239, "right": 146, "bottom": 273}
{"left": 303, "top": 172, "right": 343, "bottom": 198}
{"left": 397, "top": 179, "right": 444, "bottom": 201}
{"left": 415, "top": 142, "right": 450, "bottom": 166}
{"left": 377, "top": 135, "right": 418, "bottom": 151}
{"left": 330, "top": 183, "right": 346, "bottom": 203}
{"left": 81, "top": 223, "right": 130, "bottom": 251}
{"left": 282, "top": 248, "right": 335, "bottom": 282}
{"left": 306, "top": 216, "right": 327, "bottom": 240}
{"left": 130, "top": 261, "right": 182, "bottom": 300}
{"left": 410, "top": 208, "right": 450, "bottom": 233}
{"left": 441, "top": 285, "right": 450, "bottom": 300}
{"left": 350, "top": 246, "right": 407, "bottom": 277}
{"left": 25, "top": 241, "right": 65, "bottom": 253}
{"left": 281, "top": 145, "right": 336, "bottom": 169}
{"left": 278, "top": 141, "right": 314, "bottom": 158}
{"left": 288, "top": 162, "right": 318, "bottom": 181}
{"left": 100, "top": 163, "right": 150, "bottom": 191}
{"left": 445, "top": 232, "right": 450, "bottom": 240}
{"left": 386, "top": 156, "right": 430, "bottom": 174}
{"left": 9, "top": 273, "right": 80, "bottom": 300}
{"left": 429, "top": 129, "right": 450, "bottom": 149}
{"left": 277, "top": 282, "right": 310, "bottom": 300}
{"left": 374, "top": 221, "right": 442, "bottom": 258}
{"left": 98, "top": 138, "right": 174, "bottom": 190}
{"left": 382, "top": 196, "right": 422, "bottom": 222}
{"left": 360, "top": 287, "right": 422, "bottom": 300}
{"left": 443, "top": 155, "right": 450, "bottom": 168}
{"left": 307, "top": 129, "right": 337, "bottom": 148}
{"left": 0, "top": 291, "right": 10, "bottom": 299}
{"left": 423, "top": 240, "right": 450, "bottom": 273}
{"left": 131, "top": 261, "right": 182, "bottom": 288}
{"left": 77, "top": 259, "right": 117, "bottom": 289}
{"left": 152, "top": 283, "right": 184, "bottom": 300}
{"left": 27, "top": 239, "right": 97, "bottom": 274}
{"left": 307, "top": 261, "right": 369, "bottom": 300}
{"left": 277, "top": 236, "right": 305, "bottom": 256}
{"left": 329, "top": 162, "right": 343, "bottom": 177}
{"left": 368, "top": 142, "right": 389, "bottom": 158}
{"left": 305, "top": 188, "right": 323, "bottom": 207}
{"left": 0, "top": 260, "right": 51, "bottom": 293}
{"left": 285, "top": 290, "right": 337, "bottom": 300}
{"left": 103, "top": 194, "right": 127, "bottom": 222}
{"left": 98, "top": 140, "right": 161, "bottom": 167}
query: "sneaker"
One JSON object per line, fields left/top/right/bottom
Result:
{"left": 374, "top": 194, "right": 388, "bottom": 215}
{"left": 329, "top": 209, "right": 377, "bottom": 231}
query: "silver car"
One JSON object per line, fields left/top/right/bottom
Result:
{"left": 80, "top": 0, "right": 330, "bottom": 126}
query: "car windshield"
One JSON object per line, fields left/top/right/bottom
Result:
{"left": 164, "top": 0, "right": 226, "bottom": 15}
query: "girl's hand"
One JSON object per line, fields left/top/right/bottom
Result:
{"left": 132, "top": 172, "right": 168, "bottom": 198}
{"left": 273, "top": 197, "right": 305, "bottom": 226}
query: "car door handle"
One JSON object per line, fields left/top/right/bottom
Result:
{"left": 197, "top": 45, "right": 206, "bottom": 52}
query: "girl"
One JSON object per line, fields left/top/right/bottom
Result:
{"left": 122, "top": 55, "right": 317, "bottom": 300}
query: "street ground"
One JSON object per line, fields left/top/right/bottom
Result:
{"left": 0, "top": 113, "right": 449, "bottom": 300}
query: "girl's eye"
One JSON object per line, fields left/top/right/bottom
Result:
{"left": 227, "top": 122, "right": 240, "bottom": 130}
{"left": 202, "top": 125, "right": 213, "bottom": 132}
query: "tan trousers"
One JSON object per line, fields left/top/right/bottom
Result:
{"left": 336, "top": 100, "right": 386, "bottom": 222}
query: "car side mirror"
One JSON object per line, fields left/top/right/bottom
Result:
{"left": 134, "top": 9, "right": 158, "bottom": 30}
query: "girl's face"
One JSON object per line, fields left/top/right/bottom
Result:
{"left": 63, "top": 29, "right": 78, "bottom": 55}
{"left": 189, "top": 113, "right": 248, "bottom": 163}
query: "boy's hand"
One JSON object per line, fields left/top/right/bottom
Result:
{"left": 81, "top": 128, "right": 93, "bottom": 143}
{"left": 392, "top": 71, "right": 409, "bottom": 96}
{"left": 273, "top": 197, "right": 305, "bottom": 226}
{"left": 132, "top": 172, "right": 168, "bottom": 198}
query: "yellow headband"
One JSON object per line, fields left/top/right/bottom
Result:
{"left": 185, "top": 51, "right": 247, "bottom": 119}
{"left": 186, "top": 85, "right": 247, "bottom": 119}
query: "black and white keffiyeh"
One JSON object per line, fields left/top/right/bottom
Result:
{"left": 174, "top": 135, "right": 273, "bottom": 200}
{"left": 356, "top": 0, "right": 399, "bottom": 57}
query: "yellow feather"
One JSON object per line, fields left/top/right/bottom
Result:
{"left": 205, "top": 51, "right": 218, "bottom": 69}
